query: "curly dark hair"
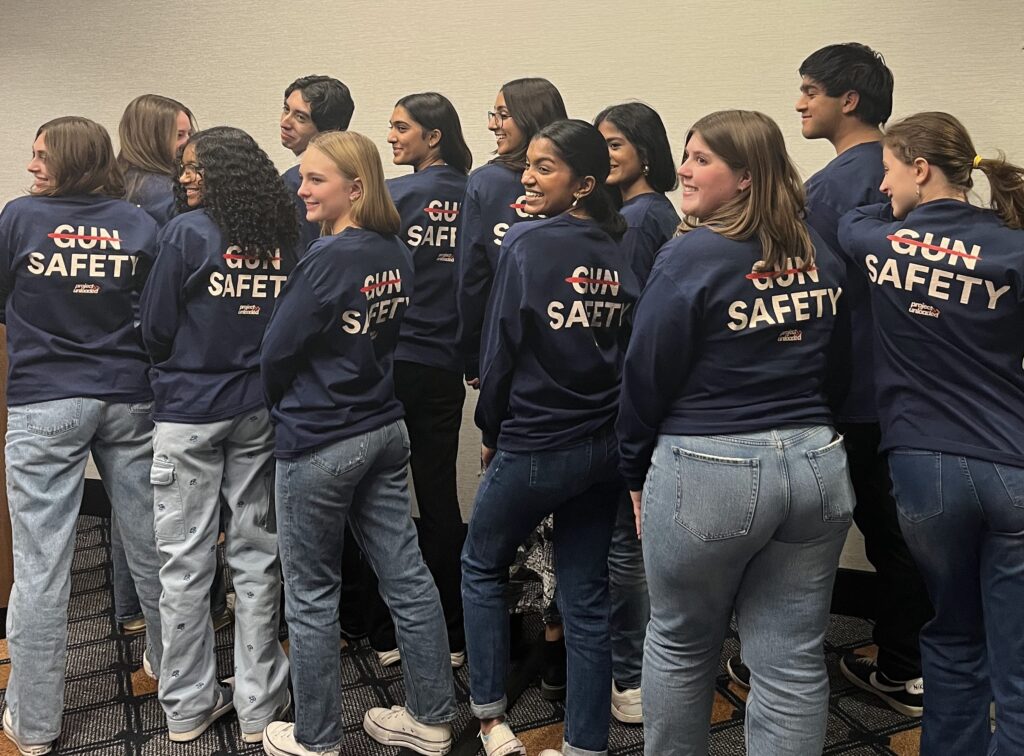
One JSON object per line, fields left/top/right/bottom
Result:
{"left": 174, "top": 126, "right": 299, "bottom": 261}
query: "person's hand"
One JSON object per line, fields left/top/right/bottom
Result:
{"left": 630, "top": 489, "right": 643, "bottom": 538}
{"left": 467, "top": 377, "right": 480, "bottom": 390}
{"left": 481, "top": 445, "right": 496, "bottom": 470}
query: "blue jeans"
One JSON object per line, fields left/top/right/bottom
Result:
{"left": 276, "top": 420, "right": 455, "bottom": 751}
{"left": 608, "top": 492, "right": 648, "bottom": 689}
{"left": 152, "top": 411, "right": 289, "bottom": 737}
{"left": 889, "top": 450, "right": 1024, "bottom": 756}
{"left": 641, "top": 426, "right": 853, "bottom": 756}
{"left": 462, "top": 429, "right": 621, "bottom": 756}
{"left": 4, "top": 398, "right": 164, "bottom": 744}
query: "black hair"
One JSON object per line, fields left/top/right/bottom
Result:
{"left": 174, "top": 127, "right": 299, "bottom": 262}
{"left": 284, "top": 75, "right": 355, "bottom": 132}
{"left": 493, "top": 77, "right": 567, "bottom": 170}
{"left": 395, "top": 92, "right": 473, "bottom": 175}
{"left": 799, "top": 43, "right": 894, "bottom": 126}
{"left": 534, "top": 119, "right": 627, "bottom": 241}
{"left": 594, "top": 102, "right": 678, "bottom": 194}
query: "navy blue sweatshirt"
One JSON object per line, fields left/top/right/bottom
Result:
{"left": 620, "top": 192, "right": 680, "bottom": 286}
{"left": 838, "top": 200, "right": 1024, "bottom": 467}
{"left": 477, "top": 214, "right": 638, "bottom": 451}
{"left": 140, "top": 210, "right": 295, "bottom": 423}
{"left": 0, "top": 194, "right": 158, "bottom": 405}
{"left": 282, "top": 164, "right": 322, "bottom": 253}
{"left": 456, "top": 161, "right": 534, "bottom": 380}
{"left": 805, "top": 141, "right": 886, "bottom": 423}
{"left": 388, "top": 164, "right": 467, "bottom": 372}
{"left": 125, "top": 169, "right": 177, "bottom": 228}
{"left": 260, "top": 228, "right": 415, "bottom": 458}
{"left": 617, "top": 226, "right": 847, "bottom": 490}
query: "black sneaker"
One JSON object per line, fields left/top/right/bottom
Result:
{"left": 726, "top": 655, "right": 750, "bottom": 690}
{"left": 840, "top": 653, "right": 923, "bottom": 718}
{"left": 540, "top": 637, "right": 567, "bottom": 701}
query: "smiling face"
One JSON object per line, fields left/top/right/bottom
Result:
{"left": 298, "top": 145, "right": 360, "bottom": 234}
{"left": 795, "top": 75, "right": 846, "bottom": 141}
{"left": 677, "top": 131, "right": 749, "bottom": 218}
{"left": 598, "top": 120, "right": 644, "bottom": 190}
{"left": 488, "top": 91, "right": 525, "bottom": 156}
{"left": 521, "top": 137, "right": 584, "bottom": 216}
{"left": 387, "top": 105, "right": 437, "bottom": 170}
{"left": 280, "top": 89, "right": 319, "bottom": 155}
{"left": 880, "top": 144, "right": 922, "bottom": 218}
{"left": 178, "top": 143, "right": 204, "bottom": 208}
{"left": 27, "top": 133, "right": 53, "bottom": 193}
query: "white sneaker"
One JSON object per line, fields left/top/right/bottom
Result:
{"left": 479, "top": 722, "right": 526, "bottom": 756}
{"left": 142, "top": 650, "right": 157, "bottom": 680}
{"left": 538, "top": 750, "right": 563, "bottom": 756}
{"left": 376, "top": 648, "right": 401, "bottom": 667}
{"left": 262, "top": 721, "right": 340, "bottom": 756}
{"left": 241, "top": 691, "right": 292, "bottom": 744}
{"left": 450, "top": 650, "right": 466, "bottom": 669}
{"left": 167, "top": 684, "right": 234, "bottom": 742}
{"left": 363, "top": 706, "right": 452, "bottom": 755}
{"left": 2, "top": 708, "right": 53, "bottom": 755}
{"left": 611, "top": 682, "right": 643, "bottom": 724}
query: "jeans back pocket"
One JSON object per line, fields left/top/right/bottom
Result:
{"left": 24, "top": 397, "right": 84, "bottom": 437}
{"left": 806, "top": 435, "right": 855, "bottom": 523}
{"left": 888, "top": 450, "right": 943, "bottom": 523}
{"left": 311, "top": 434, "right": 369, "bottom": 477}
{"left": 672, "top": 446, "right": 759, "bottom": 541}
{"left": 151, "top": 457, "right": 186, "bottom": 542}
{"left": 994, "top": 463, "right": 1024, "bottom": 509}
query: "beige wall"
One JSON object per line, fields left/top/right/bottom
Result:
{"left": 3, "top": 0, "right": 1022, "bottom": 568}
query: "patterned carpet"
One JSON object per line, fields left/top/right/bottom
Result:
{"left": 0, "top": 517, "right": 922, "bottom": 755}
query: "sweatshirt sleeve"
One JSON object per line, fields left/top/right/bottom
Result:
{"left": 139, "top": 226, "right": 188, "bottom": 364}
{"left": 456, "top": 179, "right": 492, "bottom": 381}
{"left": 837, "top": 202, "right": 894, "bottom": 265}
{"left": 616, "top": 261, "right": 701, "bottom": 490}
{"left": 260, "top": 269, "right": 332, "bottom": 409}
{"left": 474, "top": 249, "right": 525, "bottom": 448}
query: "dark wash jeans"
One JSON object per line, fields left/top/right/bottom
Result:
{"left": 889, "top": 449, "right": 1024, "bottom": 756}
{"left": 462, "top": 427, "right": 621, "bottom": 756}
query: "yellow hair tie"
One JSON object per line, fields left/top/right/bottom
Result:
{"left": 973, "top": 154, "right": 983, "bottom": 169}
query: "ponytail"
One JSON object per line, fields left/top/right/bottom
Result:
{"left": 581, "top": 184, "right": 628, "bottom": 241}
{"left": 976, "top": 154, "right": 1024, "bottom": 230}
{"left": 885, "top": 112, "right": 1024, "bottom": 230}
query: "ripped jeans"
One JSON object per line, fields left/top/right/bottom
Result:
{"left": 151, "top": 409, "right": 289, "bottom": 738}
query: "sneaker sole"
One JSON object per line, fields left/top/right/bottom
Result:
{"left": 540, "top": 680, "right": 566, "bottom": 701}
{"left": 362, "top": 714, "right": 452, "bottom": 756}
{"left": 240, "top": 695, "right": 292, "bottom": 744}
{"left": 3, "top": 727, "right": 52, "bottom": 756}
{"left": 167, "top": 700, "right": 235, "bottom": 742}
{"left": 611, "top": 703, "right": 643, "bottom": 725}
{"left": 725, "top": 659, "right": 750, "bottom": 690}
{"left": 839, "top": 658, "right": 923, "bottom": 718}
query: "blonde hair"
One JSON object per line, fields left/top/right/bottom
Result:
{"left": 118, "top": 94, "right": 195, "bottom": 176}
{"left": 35, "top": 116, "right": 124, "bottom": 198}
{"left": 308, "top": 131, "right": 401, "bottom": 235}
{"left": 681, "top": 110, "right": 814, "bottom": 272}
{"left": 884, "top": 111, "right": 1024, "bottom": 230}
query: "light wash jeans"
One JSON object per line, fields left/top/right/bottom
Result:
{"left": 462, "top": 428, "right": 621, "bottom": 756}
{"left": 5, "top": 397, "right": 164, "bottom": 745}
{"left": 152, "top": 409, "right": 289, "bottom": 737}
{"left": 889, "top": 450, "right": 1024, "bottom": 756}
{"left": 608, "top": 492, "right": 648, "bottom": 690}
{"left": 641, "top": 426, "right": 853, "bottom": 756}
{"left": 276, "top": 419, "right": 455, "bottom": 751}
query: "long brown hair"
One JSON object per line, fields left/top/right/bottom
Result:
{"left": 884, "top": 111, "right": 1024, "bottom": 230}
{"left": 117, "top": 94, "right": 196, "bottom": 176}
{"left": 681, "top": 110, "right": 814, "bottom": 272}
{"left": 34, "top": 117, "right": 124, "bottom": 198}
{"left": 308, "top": 131, "right": 401, "bottom": 235}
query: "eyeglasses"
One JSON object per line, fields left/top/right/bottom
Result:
{"left": 178, "top": 163, "right": 204, "bottom": 179}
{"left": 487, "top": 111, "right": 513, "bottom": 127}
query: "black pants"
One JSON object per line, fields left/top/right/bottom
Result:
{"left": 361, "top": 361, "right": 467, "bottom": 652}
{"left": 840, "top": 422, "right": 933, "bottom": 680}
